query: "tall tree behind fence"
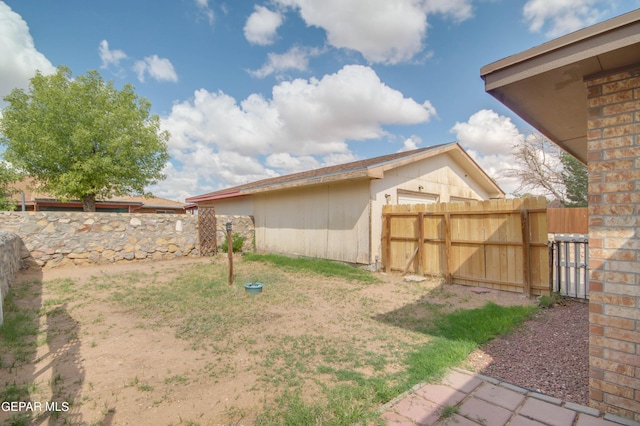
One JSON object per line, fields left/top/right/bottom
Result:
{"left": 382, "top": 197, "right": 549, "bottom": 297}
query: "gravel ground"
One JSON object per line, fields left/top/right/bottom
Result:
{"left": 467, "top": 299, "right": 590, "bottom": 405}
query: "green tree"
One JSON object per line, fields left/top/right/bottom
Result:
{"left": 0, "top": 66, "right": 170, "bottom": 211}
{"left": 560, "top": 152, "right": 588, "bottom": 207}
{"left": 0, "top": 161, "right": 20, "bottom": 210}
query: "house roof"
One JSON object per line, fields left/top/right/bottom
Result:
{"left": 109, "top": 195, "right": 186, "bottom": 209}
{"left": 187, "top": 142, "right": 505, "bottom": 203}
{"left": 9, "top": 178, "right": 185, "bottom": 210}
{"left": 480, "top": 8, "right": 640, "bottom": 163}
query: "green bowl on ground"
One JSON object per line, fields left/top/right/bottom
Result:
{"left": 244, "top": 282, "right": 264, "bottom": 294}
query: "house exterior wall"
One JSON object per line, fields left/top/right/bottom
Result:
{"left": 253, "top": 180, "right": 371, "bottom": 264}
{"left": 586, "top": 66, "right": 640, "bottom": 422}
{"left": 199, "top": 196, "right": 254, "bottom": 216}
{"left": 369, "top": 154, "right": 491, "bottom": 265}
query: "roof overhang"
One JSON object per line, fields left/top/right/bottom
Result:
{"left": 480, "top": 9, "right": 640, "bottom": 163}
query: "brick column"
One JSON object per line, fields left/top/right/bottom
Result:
{"left": 585, "top": 66, "right": 640, "bottom": 422}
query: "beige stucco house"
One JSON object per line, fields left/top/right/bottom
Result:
{"left": 187, "top": 142, "right": 503, "bottom": 265}
{"left": 481, "top": 9, "right": 640, "bottom": 422}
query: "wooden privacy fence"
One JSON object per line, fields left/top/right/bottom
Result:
{"left": 547, "top": 207, "right": 588, "bottom": 234}
{"left": 382, "top": 197, "right": 549, "bottom": 297}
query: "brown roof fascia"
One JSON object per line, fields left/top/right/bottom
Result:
{"left": 243, "top": 169, "right": 373, "bottom": 195}
{"left": 187, "top": 190, "right": 243, "bottom": 203}
{"left": 480, "top": 9, "right": 640, "bottom": 79}
{"left": 186, "top": 144, "right": 452, "bottom": 202}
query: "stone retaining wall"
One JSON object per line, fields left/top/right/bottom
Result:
{"left": 0, "top": 231, "right": 29, "bottom": 325}
{"left": 0, "top": 211, "right": 199, "bottom": 268}
{"left": 215, "top": 215, "right": 255, "bottom": 252}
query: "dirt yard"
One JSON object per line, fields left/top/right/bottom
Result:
{"left": 1, "top": 256, "right": 535, "bottom": 425}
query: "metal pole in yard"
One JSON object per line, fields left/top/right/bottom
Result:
{"left": 226, "top": 221, "right": 233, "bottom": 286}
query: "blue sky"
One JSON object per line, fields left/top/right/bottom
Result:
{"left": 1, "top": 0, "right": 639, "bottom": 201}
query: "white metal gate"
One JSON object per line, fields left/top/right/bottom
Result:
{"left": 549, "top": 234, "right": 589, "bottom": 299}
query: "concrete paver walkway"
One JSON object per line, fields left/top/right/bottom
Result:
{"left": 380, "top": 368, "right": 640, "bottom": 426}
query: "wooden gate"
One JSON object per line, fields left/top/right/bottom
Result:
{"left": 382, "top": 197, "right": 549, "bottom": 297}
{"left": 198, "top": 207, "right": 217, "bottom": 256}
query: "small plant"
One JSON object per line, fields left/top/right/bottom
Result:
{"left": 440, "top": 404, "right": 459, "bottom": 418}
{"left": 0, "top": 382, "right": 33, "bottom": 402}
{"left": 220, "top": 232, "right": 246, "bottom": 253}
{"left": 538, "top": 292, "right": 563, "bottom": 308}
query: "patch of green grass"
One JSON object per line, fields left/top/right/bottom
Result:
{"left": 243, "top": 253, "right": 379, "bottom": 283}
{"left": 424, "top": 302, "right": 537, "bottom": 344}
{"left": 405, "top": 302, "right": 537, "bottom": 384}
{"left": 0, "top": 283, "right": 41, "bottom": 367}
{"left": 4, "top": 413, "right": 33, "bottom": 426}
{"left": 0, "top": 382, "right": 37, "bottom": 426}
{"left": 258, "top": 302, "right": 537, "bottom": 424}
{"left": 0, "top": 382, "right": 34, "bottom": 402}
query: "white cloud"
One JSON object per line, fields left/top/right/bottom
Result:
{"left": 159, "top": 64, "right": 436, "bottom": 196}
{"left": 148, "top": 162, "right": 202, "bottom": 203}
{"left": 265, "top": 152, "right": 320, "bottom": 173}
{"left": 249, "top": 46, "right": 322, "bottom": 78}
{"left": 0, "top": 2, "right": 55, "bottom": 99}
{"left": 133, "top": 55, "right": 178, "bottom": 83}
{"left": 98, "top": 40, "right": 127, "bottom": 69}
{"left": 451, "top": 109, "right": 523, "bottom": 156}
{"left": 398, "top": 135, "right": 422, "bottom": 152}
{"left": 523, "top": 0, "right": 606, "bottom": 37}
{"left": 244, "top": 5, "right": 283, "bottom": 45}
{"left": 451, "top": 109, "right": 526, "bottom": 196}
{"left": 465, "top": 149, "right": 522, "bottom": 196}
{"left": 274, "top": 0, "right": 473, "bottom": 64}
{"left": 194, "top": 0, "right": 215, "bottom": 25}
{"left": 423, "top": 0, "right": 473, "bottom": 23}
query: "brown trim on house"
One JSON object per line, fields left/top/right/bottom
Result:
{"left": 186, "top": 142, "right": 505, "bottom": 203}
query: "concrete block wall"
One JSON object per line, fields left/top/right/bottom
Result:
{"left": 586, "top": 66, "right": 640, "bottom": 422}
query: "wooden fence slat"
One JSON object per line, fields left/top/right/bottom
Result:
{"left": 521, "top": 209, "right": 531, "bottom": 298}
{"left": 444, "top": 212, "right": 452, "bottom": 285}
{"left": 417, "top": 212, "right": 424, "bottom": 274}
{"left": 547, "top": 207, "right": 588, "bottom": 234}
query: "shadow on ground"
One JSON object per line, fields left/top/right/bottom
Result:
{"left": 0, "top": 264, "right": 117, "bottom": 425}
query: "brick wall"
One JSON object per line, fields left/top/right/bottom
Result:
{"left": 586, "top": 66, "right": 640, "bottom": 422}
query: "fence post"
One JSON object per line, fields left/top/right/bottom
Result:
{"left": 383, "top": 213, "right": 391, "bottom": 273}
{"left": 444, "top": 212, "right": 452, "bottom": 285}
{"left": 226, "top": 221, "right": 233, "bottom": 286}
{"left": 417, "top": 212, "right": 424, "bottom": 275}
{"left": 521, "top": 209, "right": 531, "bottom": 298}
{"left": 548, "top": 241, "right": 554, "bottom": 293}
